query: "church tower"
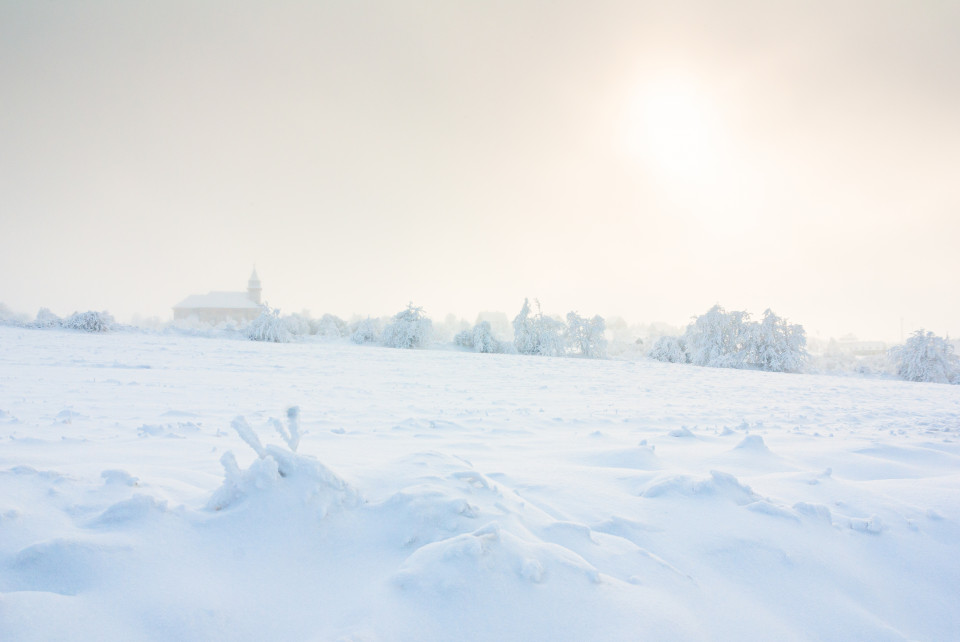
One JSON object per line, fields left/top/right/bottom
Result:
{"left": 247, "top": 268, "right": 262, "bottom": 304}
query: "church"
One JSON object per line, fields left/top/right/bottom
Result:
{"left": 173, "top": 269, "right": 263, "bottom": 324}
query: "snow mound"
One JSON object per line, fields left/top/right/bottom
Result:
{"left": 5, "top": 538, "right": 127, "bottom": 595}
{"left": 91, "top": 494, "right": 168, "bottom": 527}
{"left": 391, "top": 418, "right": 468, "bottom": 434}
{"left": 374, "top": 452, "right": 539, "bottom": 549}
{"left": 56, "top": 409, "right": 87, "bottom": 423}
{"left": 393, "top": 522, "right": 600, "bottom": 592}
{"left": 745, "top": 500, "right": 799, "bottom": 520}
{"left": 137, "top": 422, "right": 200, "bottom": 438}
{"left": 667, "top": 426, "right": 697, "bottom": 439}
{"left": 642, "top": 470, "right": 759, "bottom": 505}
{"left": 381, "top": 486, "right": 481, "bottom": 547}
{"left": 208, "top": 445, "right": 361, "bottom": 515}
{"left": 794, "top": 502, "right": 834, "bottom": 524}
{"left": 713, "top": 433, "right": 797, "bottom": 473}
{"left": 100, "top": 469, "right": 139, "bottom": 486}
{"left": 576, "top": 446, "right": 661, "bottom": 470}
{"left": 733, "top": 434, "right": 771, "bottom": 452}
{"left": 850, "top": 515, "right": 884, "bottom": 534}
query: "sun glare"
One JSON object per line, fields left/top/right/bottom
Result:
{"left": 625, "top": 78, "right": 719, "bottom": 179}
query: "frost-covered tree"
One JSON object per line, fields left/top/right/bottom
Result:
{"left": 748, "top": 309, "right": 808, "bottom": 373}
{"left": 0, "top": 303, "right": 28, "bottom": 326}
{"left": 454, "top": 320, "right": 503, "bottom": 353}
{"left": 453, "top": 328, "right": 472, "bottom": 349}
{"left": 648, "top": 335, "right": 688, "bottom": 363}
{"left": 34, "top": 307, "right": 62, "bottom": 328}
{"left": 678, "top": 305, "right": 808, "bottom": 372}
{"left": 350, "top": 317, "right": 382, "bottom": 345}
{"left": 246, "top": 306, "right": 292, "bottom": 343}
{"left": 513, "top": 299, "right": 566, "bottom": 357}
{"left": 475, "top": 311, "right": 511, "bottom": 341}
{"left": 433, "top": 313, "right": 469, "bottom": 344}
{"left": 566, "top": 312, "right": 607, "bottom": 358}
{"left": 62, "top": 310, "right": 115, "bottom": 332}
{"left": 312, "top": 313, "right": 347, "bottom": 338}
{"left": 889, "top": 330, "right": 959, "bottom": 384}
{"left": 283, "top": 313, "right": 311, "bottom": 337}
{"left": 684, "top": 305, "right": 752, "bottom": 368}
{"left": 381, "top": 303, "right": 433, "bottom": 349}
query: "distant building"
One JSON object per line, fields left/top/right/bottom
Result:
{"left": 838, "top": 337, "right": 887, "bottom": 356}
{"left": 173, "top": 269, "right": 263, "bottom": 324}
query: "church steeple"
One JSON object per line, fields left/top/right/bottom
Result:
{"left": 247, "top": 267, "right": 262, "bottom": 304}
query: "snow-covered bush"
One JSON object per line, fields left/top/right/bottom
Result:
{"left": 381, "top": 303, "right": 433, "bottom": 349}
{"left": 246, "top": 307, "right": 292, "bottom": 343}
{"left": 209, "top": 409, "right": 361, "bottom": 513}
{"left": 34, "top": 307, "right": 62, "bottom": 328}
{"left": 454, "top": 321, "right": 503, "bottom": 353}
{"left": 888, "top": 330, "right": 959, "bottom": 384}
{"left": 435, "top": 313, "right": 470, "bottom": 344}
{"left": 684, "top": 305, "right": 752, "bottom": 368}
{"left": 672, "top": 305, "right": 808, "bottom": 372}
{"left": 0, "top": 303, "right": 28, "bottom": 326}
{"left": 283, "top": 313, "right": 311, "bottom": 337}
{"left": 566, "top": 312, "right": 607, "bottom": 358}
{"left": 472, "top": 321, "right": 503, "bottom": 353}
{"left": 350, "top": 317, "right": 382, "bottom": 345}
{"left": 476, "top": 311, "right": 511, "bottom": 341}
{"left": 513, "top": 299, "right": 566, "bottom": 357}
{"left": 648, "top": 335, "right": 688, "bottom": 363}
{"left": 312, "top": 314, "right": 347, "bottom": 338}
{"left": 453, "top": 328, "right": 472, "bottom": 349}
{"left": 747, "top": 309, "right": 808, "bottom": 373}
{"left": 807, "top": 350, "right": 892, "bottom": 378}
{"left": 62, "top": 310, "right": 115, "bottom": 332}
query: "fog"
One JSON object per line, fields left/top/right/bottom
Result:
{"left": 2, "top": 0, "right": 958, "bottom": 342}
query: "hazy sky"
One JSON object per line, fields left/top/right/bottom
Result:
{"left": 2, "top": 0, "right": 958, "bottom": 342}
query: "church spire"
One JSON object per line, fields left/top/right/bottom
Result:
{"left": 247, "top": 267, "right": 262, "bottom": 304}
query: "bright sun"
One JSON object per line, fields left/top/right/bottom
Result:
{"left": 625, "top": 79, "right": 719, "bottom": 179}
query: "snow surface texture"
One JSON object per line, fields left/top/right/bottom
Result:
{"left": 0, "top": 326, "right": 958, "bottom": 641}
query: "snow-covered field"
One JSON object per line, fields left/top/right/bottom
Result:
{"left": 1, "top": 326, "right": 958, "bottom": 641}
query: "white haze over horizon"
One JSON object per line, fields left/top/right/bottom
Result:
{"left": 2, "top": 1, "right": 958, "bottom": 343}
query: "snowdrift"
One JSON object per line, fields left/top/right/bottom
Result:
{"left": 1, "top": 327, "right": 958, "bottom": 640}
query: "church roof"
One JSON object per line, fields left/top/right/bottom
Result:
{"left": 173, "top": 291, "right": 261, "bottom": 310}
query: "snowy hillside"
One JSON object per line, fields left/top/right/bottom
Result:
{"left": 1, "top": 326, "right": 958, "bottom": 641}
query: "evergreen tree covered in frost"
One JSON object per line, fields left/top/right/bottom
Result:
{"left": 648, "top": 335, "right": 688, "bottom": 363}
{"left": 246, "top": 306, "right": 292, "bottom": 343}
{"left": 62, "top": 310, "right": 115, "bottom": 332}
{"left": 513, "top": 299, "right": 565, "bottom": 357}
{"left": 889, "top": 330, "right": 959, "bottom": 384}
{"left": 454, "top": 321, "right": 503, "bottom": 353}
{"left": 748, "top": 309, "right": 808, "bottom": 373}
{"left": 566, "top": 312, "right": 607, "bottom": 358}
{"left": 350, "top": 317, "right": 382, "bottom": 345}
{"left": 381, "top": 303, "right": 433, "bottom": 349}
